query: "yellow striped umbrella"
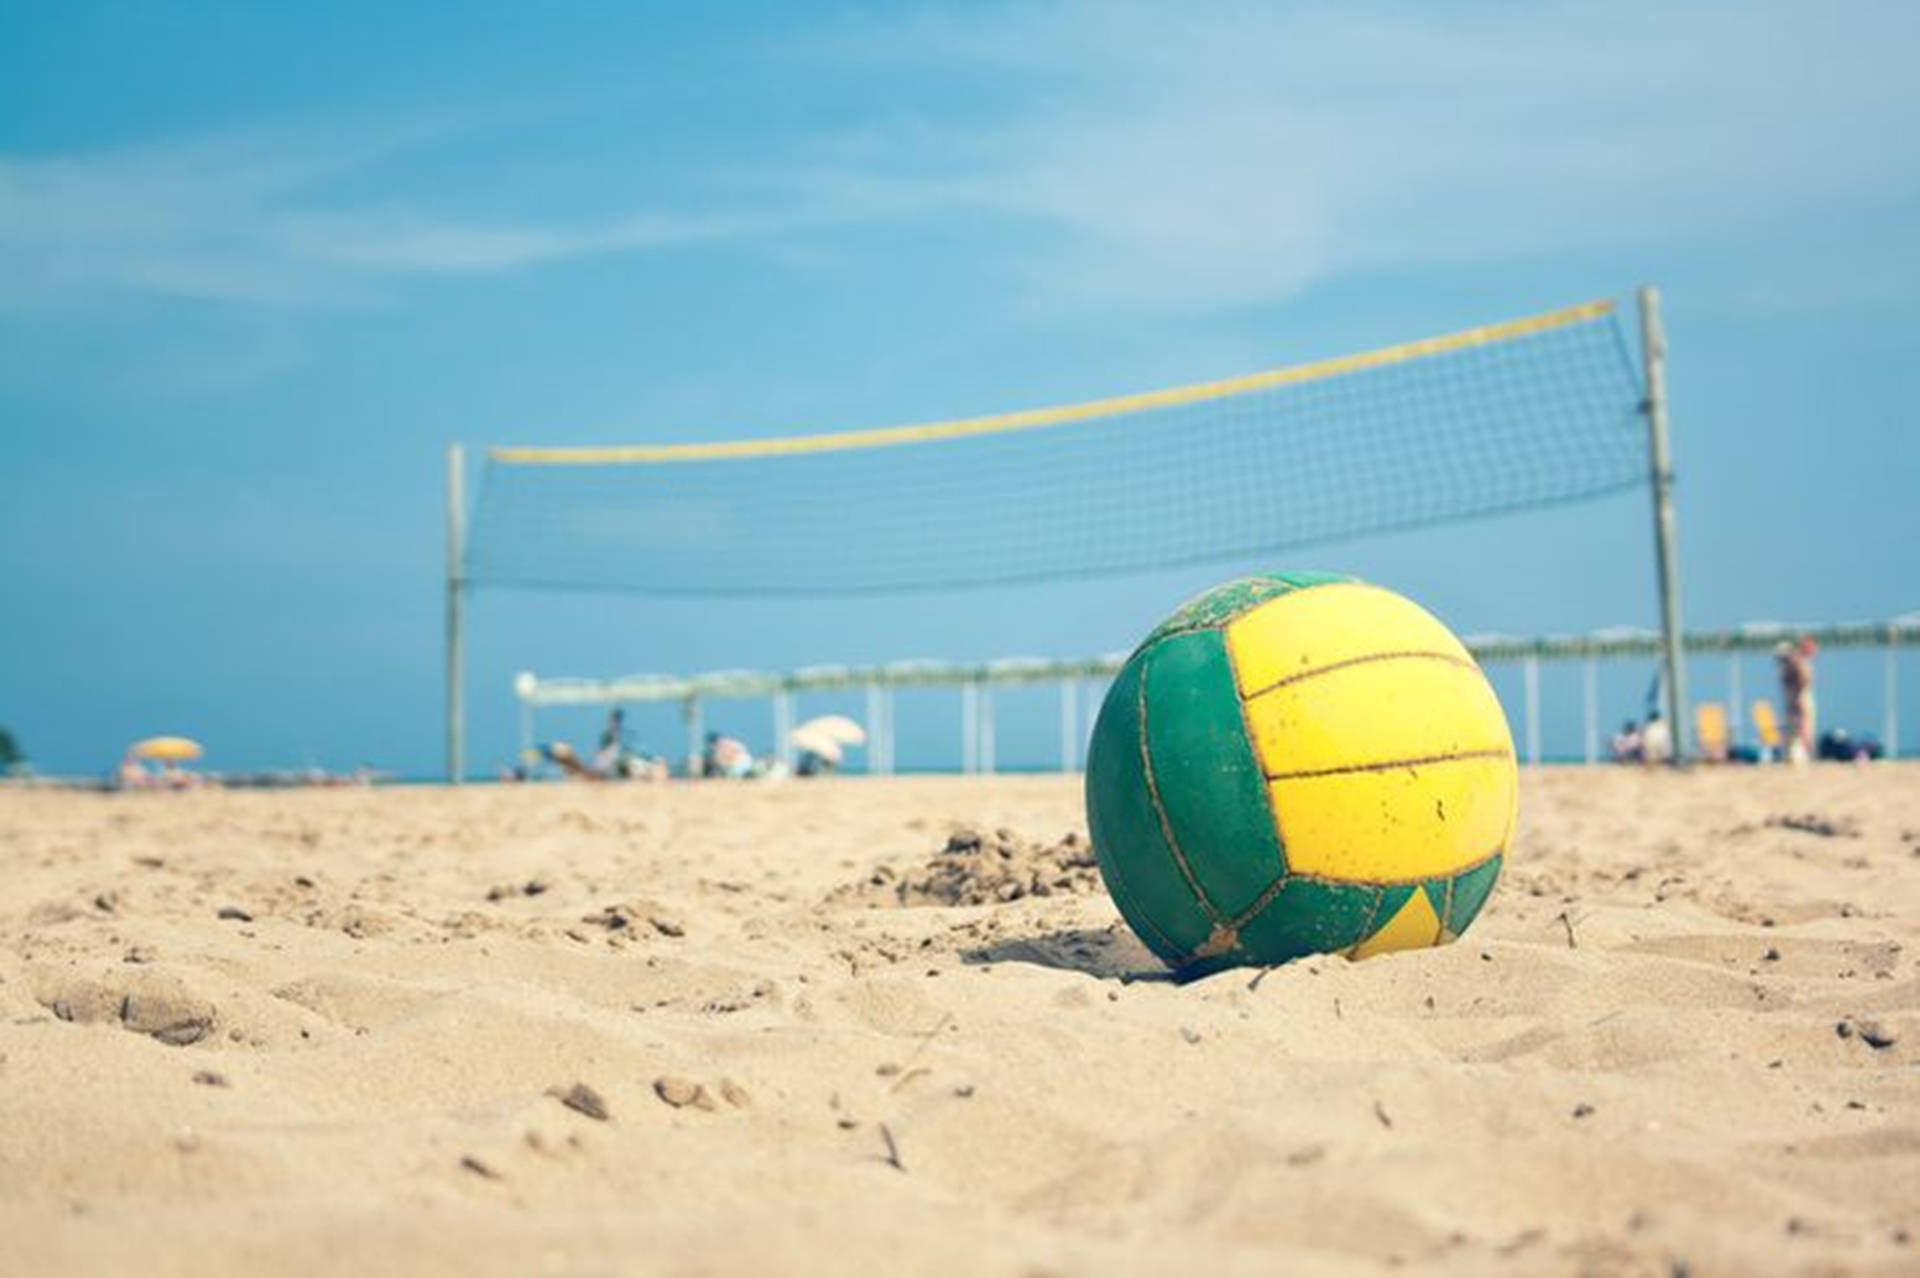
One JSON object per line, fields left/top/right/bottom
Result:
{"left": 130, "top": 736, "right": 204, "bottom": 763}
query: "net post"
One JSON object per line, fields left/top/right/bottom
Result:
{"left": 1523, "top": 654, "right": 1542, "bottom": 767}
{"left": 446, "top": 444, "right": 466, "bottom": 785}
{"left": 1638, "top": 286, "right": 1691, "bottom": 763}
{"left": 1582, "top": 655, "right": 1598, "bottom": 765}
{"left": 1886, "top": 633, "right": 1900, "bottom": 759}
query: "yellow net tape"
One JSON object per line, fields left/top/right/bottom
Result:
{"left": 490, "top": 298, "right": 1615, "bottom": 466}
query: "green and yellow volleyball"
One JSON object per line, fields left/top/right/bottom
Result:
{"left": 1085, "top": 572, "right": 1516, "bottom": 976}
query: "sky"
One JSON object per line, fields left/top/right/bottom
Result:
{"left": 2, "top": 0, "right": 1917, "bottom": 779}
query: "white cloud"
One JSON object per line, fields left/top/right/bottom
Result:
{"left": 0, "top": 120, "right": 796, "bottom": 308}
{"left": 2, "top": 1, "right": 1914, "bottom": 314}
{"left": 791, "top": 0, "right": 1920, "bottom": 308}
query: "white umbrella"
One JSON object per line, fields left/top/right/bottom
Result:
{"left": 794, "top": 715, "right": 866, "bottom": 746}
{"left": 787, "top": 725, "right": 845, "bottom": 764}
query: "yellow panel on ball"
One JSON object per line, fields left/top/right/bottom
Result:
{"left": 1349, "top": 888, "right": 1447, "bottom": 959}
{"left": 1269, "top": 757, "right": 1514, "bottom": 882}
{"left": 1224, "top": 582, "right": 1472, "bottom": 697}
{"left": 1240, "top": 655, "right": 1513, "bottom": 779}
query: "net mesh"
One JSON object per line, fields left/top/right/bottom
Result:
{"left": 466, "top": 301, "right": 1647, "bottom": 596}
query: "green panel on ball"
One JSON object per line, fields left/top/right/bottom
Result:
{"left": 1085, "top": 652, "right": 1218, "bottom": 964}
{"left": 1224, "top": 876, "right": 1383, "bottom": 968}
{"left": 1272, "top": 569, "right": 1358, "bottom": 590}
{"left": 1142, "top": 628, "right": 1288, "bottom": 918}
{"left": 1141, "top": 571, "right": 1355, "bottom": 647}
{"left": 1446, "top": 854, "right": 1504, "bottom": 936}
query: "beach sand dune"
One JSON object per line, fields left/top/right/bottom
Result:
{"left": 2, "top": 766, "right": 1914, "bottom": 1275}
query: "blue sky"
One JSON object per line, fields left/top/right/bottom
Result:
{"left": 2, "top": 0, "right": 1916, "bottom": 778}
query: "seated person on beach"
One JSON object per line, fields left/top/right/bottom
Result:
{"left": 591, "top": 708, "right": 627, "bottom": 775}
{"left": 795, "top": 748, "right": 838, "bottom": 778}
{"left": 1816, "top": 729, "right": 1883, "bottom": 763}
{"left": 1609, "top": 719, "right": 1643, "bottom": 763}
{"left": 540, "top": 740, "right": 607, "bottom": 781}
{"left": 702, "top": 732, "right": 753, "bottom": 779}
{"left": 1639, "top": 712, "right": 1672, "bottom": 765}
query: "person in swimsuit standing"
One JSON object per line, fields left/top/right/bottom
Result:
{"left": 1778, "top": 636, "right": 1818, "bottom": 764}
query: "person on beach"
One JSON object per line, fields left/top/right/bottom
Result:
{"left": 1778, "top": 637, "right": 1817, "bottom": 765}
{"left": 1639, "top": 711, "right": 1672, "bottom": 766}
{"left": 592, "top": 708, "right": 627, "bottom": 776}
{"left": 703, "top": 732, "right": 752, "bottom": 779}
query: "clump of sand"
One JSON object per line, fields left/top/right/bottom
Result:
{"left": 839, "top": 825, "right": 1102, "bottom": 906}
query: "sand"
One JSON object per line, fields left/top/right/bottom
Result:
{"left": 1, "top": 766, "right": 1914, "bottom": 1276}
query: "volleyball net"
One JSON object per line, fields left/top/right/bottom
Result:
{"left": 464, "top": 298, "right": 1648, "bottom": 597}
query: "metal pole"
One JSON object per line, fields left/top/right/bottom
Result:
{"left": 981, "top": 687, "right": 996, "bottom": 776}
{"left": 1639, "top": 286, "right": 1691, "bottom": 762}
{"left": 1887, "top": 637, "right": 1900, "bottom": 759}
{"left": 1729, "top": 658, "right": 1744, "bottom": 743}
{"left": 960, "top": 683, "right": 977, "bottom": 774}
{"left": 1060, "top": 679, "right": 1079, "bottom": 772}
{"left": 1524, "top": 655, "right": 1541, "bottom": 767}
{"left": 879, "top": 686, "right": 894, "bottom": 775}
{"left": 773, "top": 689, "right": 793, "bottom": 768}
{"left": 684, "top": 695, "right": 704, "bottom": 776}
{"left": 865, "top": 684, "right": 882, "bottom": 776}
{"left": 1582, "top": 656, "right": 1597, "bottom": 766}
{"left": 445, "top": 444, "right": 466, "bottom": 785}
{"left": 518, "top": 698, "right": 533, "bottom": 762}
{"left": 1084, "top": 678, "right": 1101, "bottom": 752}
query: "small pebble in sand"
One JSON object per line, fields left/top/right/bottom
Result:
{"left": 216, "top": 906, "right": 252, "bottom": 922}
{"left": 654, "top": 1075, "right": 717, "bottom": 1111}
{"left": 191, "top": 1070, "right": 228, "bottom": 1088}
{"left": 459, "top": 1155, "right": 502, "bottom": 1180}
{"left": 1767, "top": 813, "right": 1861, "bottom": 839}
{"left": 1835, "top": 1018, "right": 1897, "bottom": 1050}
{"left": 650, "top": 914, "right": 686, "bottom": 938}
{"left": 553, "top": 1082, "right": 610, "bottom": 1121}
{"left": 719, "top": 1078, "right": 752, "bottom": 1109}
{"left": 122, "top": 946, "right": 155, "bottom": 965}
{"left": 1572, "top": 1102, "right": 1595, "bottom": 1119}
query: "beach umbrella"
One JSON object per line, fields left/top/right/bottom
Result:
{"left": 793, "top": 714, "right": 866, "bottom": 746}
{"left": 130, "top": 736, "right": 203, "bottom": 763}
{"left": 787, "top": 724, "right": 846, "bottom": 764}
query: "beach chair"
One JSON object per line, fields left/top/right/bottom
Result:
{"left": 1751, "top": 700, "right": 1782, "bottom": 760}
{"left": 1695, "top": 702, "right": 1730, "bottom": 762}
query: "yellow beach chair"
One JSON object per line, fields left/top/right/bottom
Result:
{"left": 1695, "top": 702, "right": 1730, "bottom": 762}
{"left": 1751, "top": 700, "right": 1782, "bottom": 758}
